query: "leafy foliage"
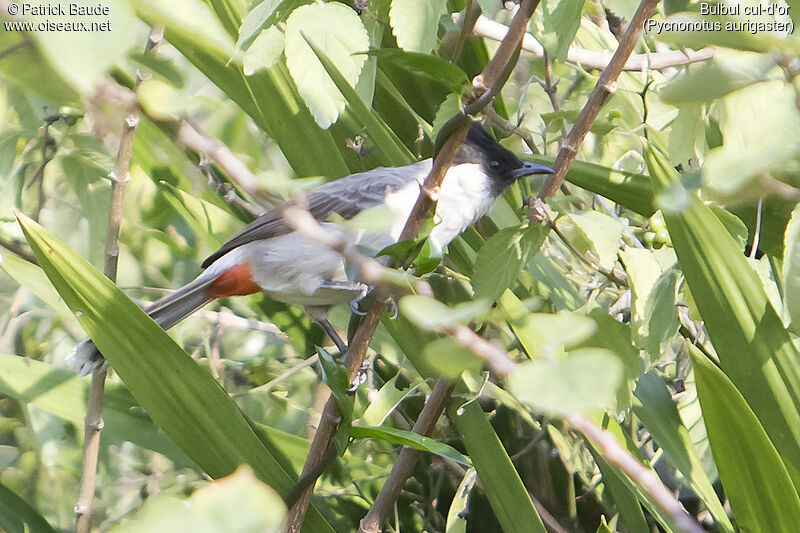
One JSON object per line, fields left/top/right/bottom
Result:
{"left": 1, "top": 0, "right": 799, "bottom": 531}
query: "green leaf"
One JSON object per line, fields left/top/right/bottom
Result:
{"left": 690, "top": 345, "right": 800, "bottom": 532}
{"left": 159, "top": 182, "right": 245, "bottom": 250}
{"left": 536, "top": 0, "right": 585, "bottom": 61}
{"left": 0, "top": 480, "right": 57, "bottom": 533}
{"left": 243, "top": 26, "right": 285, "bottom": 75}
{"left": 31, "top": 0, "right": 138, "bottom": 94}
{"left": 556, "top": 211, "right": 623, "bottom": 270}
{"left": 303, "top": 36, "right": 415, "bottom": 165}
{"left": 633, "top": 372, "right": 734, "bottom": 532}
{"left": 658, "top": 52, "right": 772, "bottom": 104}
{"left": 509, "top": 349, "right": 624, "bottom": 415}
{"left": 236, "top": 0, "right": 308, "bottom": 51}
{"left": 0, "top": 253, "right": 70, "bottom": 315}
{"left": 15, "top": 213, "right": 334, "bottom": 533}
{"left": 473, "top": 226, "right": 548, "bottom": 302}
{"left": 389, "top": 0, "right": 447, "bottom": 53}
{"left": 114, "top": 467, "right": 286, "bottom": 533}
{"left": 399, "top": 296, "right": 490, "bottom": 330}
{"left": 448, "top": 399, "right": 546, "bottom": 533}
{"left": 350, "top": 425, "right": 471, "bottom": 467}
{"left": 422, "top": 337, "right": 484, "bottom": 379}
{"left": 360, "top": 374, "right": 422, "bottom": 426}
{"left": 366, "top": 49, "right": 468, "bottom": 93}
{"left": 317, "top": 346, "right": 354, "bottom": 454}
{"left": 646, "top": 142, "right": 800, "bottom": 488}
{"left": 0, "top": 354, "right": 189, "bottom": 464}
{"left": 784, "top": 203, "right": 800, "bottom": 334}
{"left": 445, "top": 468, "right": 476, "bottom": 533}
{"left": 284, "top": 3, "right": 369, "bottom": 128}
{"left": 619, "top": 249, "right": 680, "bottom": 357}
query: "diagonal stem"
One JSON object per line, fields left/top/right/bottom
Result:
{"left": 74, "top": 26, "right": 164, "bottom": 533}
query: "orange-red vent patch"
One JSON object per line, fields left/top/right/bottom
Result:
{"left": 207, "top": 262, "right": 261, "bottom": 298}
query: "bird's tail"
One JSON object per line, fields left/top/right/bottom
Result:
{"left": 66, "top": 276, "right": 216, "bottom": 376}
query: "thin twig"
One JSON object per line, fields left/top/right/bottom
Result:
{"left": 542, "top": 50, "right": 567, "bottom": 142}
{"left": 483, "top": 105, "right": 541, "bottom": 155}
{"left": 359, "top": 380, "right": 455, "bottom": 532}
{"left": 537, "top": 0, "right": 660, "bottom": 199}
{"left": 282, "top": 1, "right": 542, "bottom": 529}
{"left": 466, "top": 14, "right": 714, "bottom": 72}
{"left": 0, "top": 234, "right": 38, "bottom": 265}
{"left": 74, "top": 26, "right": 164, "bottom": 533}
{"left": 565, "top": 412, "right": 704, "bottom": 533}
{"left": 0, "top": 39, "right": 32, "bottom": 62}
{"left": 177, "top": 119, "right": 282, "bottom": 208}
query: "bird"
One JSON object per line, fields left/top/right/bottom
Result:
{"left": 67, "top": 122, "right": 554, "bottom": 376}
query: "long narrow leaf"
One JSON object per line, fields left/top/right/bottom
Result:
{"left": 690, "top": 344, "right": 800, "bottom": 531}
{"left": 16, "top": 213, "right": 335, "bottom": 533}
{"left": 645, "top": 142, "right": 800, "bottom": 488}
{"left": 0, "top": 481, "right": 57, "bottom": 533}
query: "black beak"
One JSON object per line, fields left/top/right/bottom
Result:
{"left": 512, "top": 161, "right": 555, "bottom": 179}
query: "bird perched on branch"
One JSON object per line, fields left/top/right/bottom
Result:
{"left": 67, "top": 122, "right": 553, "bottom": 376}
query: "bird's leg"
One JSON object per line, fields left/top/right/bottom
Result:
{"left": 348, "top": 285, "right": 369, "bottom": 316}
{"left": 316, "top": 318, "right": 348, "bottom": 357}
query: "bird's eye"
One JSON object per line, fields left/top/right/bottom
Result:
{"left": 489, "top": 160, "right": 502, "bottom": 169}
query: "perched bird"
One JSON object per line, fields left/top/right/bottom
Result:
{"left": 67, "top": 122, "right": 553, "bottom": 375}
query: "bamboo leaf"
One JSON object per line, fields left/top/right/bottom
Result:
{"left": 690, "top": 344, "right": 800, "bottom": 531}
{"left": 0, "top": 480, "right": 57, "bottom": 533}
{"left": 15, "top": 213, "right": 335, "bottom": 533}
{"left": 645, "top": 142, "right": 800, "bottom": 488}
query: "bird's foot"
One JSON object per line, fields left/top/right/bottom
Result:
{"left": 347, "top": 360, "right": 371, "bottom": 392}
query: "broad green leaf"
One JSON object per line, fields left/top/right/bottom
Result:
{"left": 0, "top": 26, "right": 79, "bottom": 103}
{"left": 449, "top": 399, "right": 546, "bottom": 533}
{"left": 690, "top": 345, "right": 800, "bottom": 532}
{"left": 303, "top": 36, "right": 414, "bottom": 165}
{"left": 243, "top": 26, "right": 285, "bottom": 75}
{"left": 633, "top": 372, "right": 734, "bottom": 532}
{"left": 399, "top": 296, "right": 489, "bottom": 330}
{"left": 0, "top": 480, "right": 56, "bottom": 533}
{"left": 668, "top": 104, "right": 705, "bottom": 164}
{"left": 535, "top": 0, "right": 585, "bottom": 61}
{"left": 509, "top": 349, "right": 623, "bottom": 415}
{"left": 284, "top": 3, "right": 369, "bottom": 128}
{"left": 646, "top": 142, "right": 800, "bottom": 487}
{"left": 619, "top": 249, "right": 680, "bottom": 357}
{"left": 15, "top": 213, "right": 335, "bottom": 533}
{"left": 784, "top": 203, "right": 800, "bottom": 334}
{"left": 134, "top": 0, "right": 350, "bottom": 178}
{"left": 473, "top": 226, "right": 548, "bottom": 302}
{"left": 556, "top": 211, "right": 623, "bottom": 270}
{"left": 422, "top": 337, "right": 484, "bottom": 379}
{"left": 31, "top": 0, "right": 138, "bottom": 94}
{"left": 658, "top": 52, "right": 772, "bottom": 104}
{"left": 129, "top": 52, "right": 185, "bottom": 87}
{"left": 350, "top": 425, "right": 471, "bottom": 467}
{"left": 114, "top": 467, "right": 286, "bottom": 533}
{"left": 703, "top": 82, "right": 800, "bottom": 198}
{"left": 138, "top": 79, "right": 204, "bottom": 120}
{"left": 236, "top": 0, "right": 308, "bottom": 51}
{"left": 0, "top": 353, "right": 188, "bottom": 464}
{"left": 389, "top": 0, "right": 446, "bottom": 53}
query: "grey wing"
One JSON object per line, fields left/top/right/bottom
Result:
{"left": 200, "top": 166, "right": 420, "bottom": 268}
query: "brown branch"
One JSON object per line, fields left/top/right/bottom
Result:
{"left": 468, "top": 14, "right": 714, "bottom": 72}
{"left": 537, "top": 0, "right": 660, "bottom": 200}
{"left": 176, "top": 119, "right": 282, "bottom": 208}
{"left": 0, "top": 234, "right": 38, "bottom": 265}
{"left": 565, "top": 412, "right": 704, "bottom": 533}
{"left": 359, "top": 380, "right": 455, "bottom": 532}
{"left": 283, "top": 1, "right": 542, "bottom": 529}
{"left": 74, "top": 26, "right": 164, "bottom": 533}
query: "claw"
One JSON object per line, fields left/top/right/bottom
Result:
{"left": 387, "top": 298, "right": 399, "bottom": 320}
{"left": 349, "top": 285, "right": 369, "bottom": 316}
{"left": 347, "top": 360, "right": 371, "bottom": 392}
